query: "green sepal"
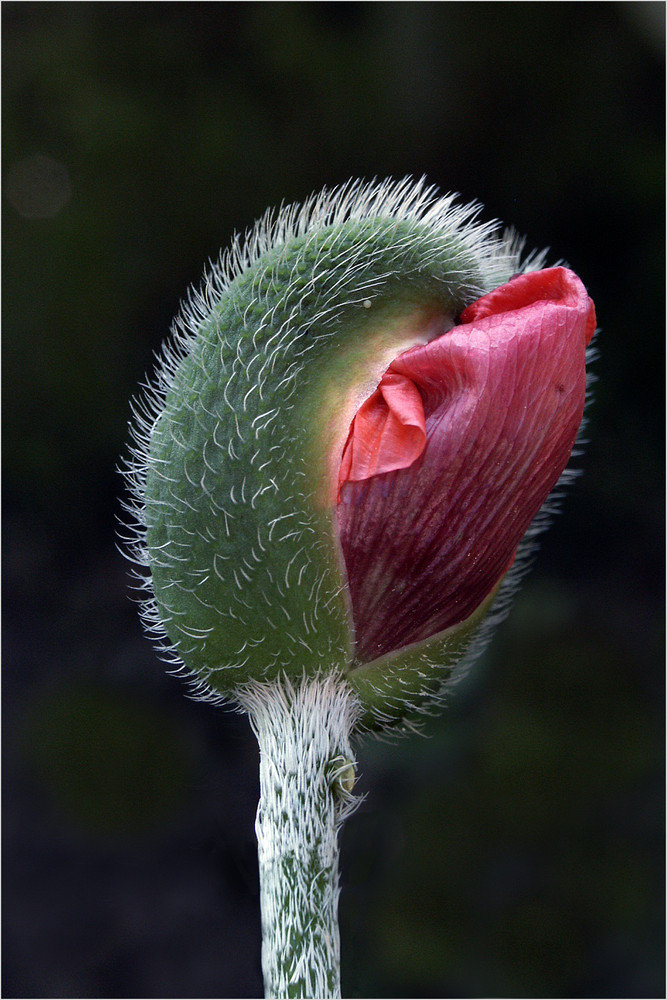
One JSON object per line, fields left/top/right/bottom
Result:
{"left": 347, "top": 585, "right": 500, "bottom": 733}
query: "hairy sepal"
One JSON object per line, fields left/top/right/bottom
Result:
{"left": 347, "top": 584, "right": 500, "bottom": 733}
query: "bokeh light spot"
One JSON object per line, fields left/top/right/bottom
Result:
{"left": 5, "top": 154, "right": 71, "bottom": 218}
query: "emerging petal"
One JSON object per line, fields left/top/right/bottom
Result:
{"left": 338, "top": 373, "right": 427, "bottom": 493}
{"left": 337, "top": 267, "right": 596, "bottom": 663}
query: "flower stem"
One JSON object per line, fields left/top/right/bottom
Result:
{"left": 240, "top": 675, "right": 360, "bottom": 999}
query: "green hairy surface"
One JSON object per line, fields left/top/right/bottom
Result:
{"left": 124, "top": 178, "right": 517, "bottom": 730}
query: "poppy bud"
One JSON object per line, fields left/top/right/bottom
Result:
{"left": 122, "top": 178, "right": 595, "bottom": 732}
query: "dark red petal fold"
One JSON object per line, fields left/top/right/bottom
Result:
{"left": 337, "top": 267, "right": 595, "bottom": 663}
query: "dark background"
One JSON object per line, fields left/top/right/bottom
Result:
{"left": 3, "top": 3, "right": 664, "bottom": 998}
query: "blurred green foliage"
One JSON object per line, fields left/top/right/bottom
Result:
{"left": 23, "top": 683, "right": 195, "bottom": 837}
{"left": 342, "top": 592, "right": 663, "bottom": 997}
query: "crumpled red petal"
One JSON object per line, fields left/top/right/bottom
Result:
{"left": 338, "top": 372, "right": 427, "bottom": 494}
{"left": 337, "top": 267, "right": 596, "bottom": 663}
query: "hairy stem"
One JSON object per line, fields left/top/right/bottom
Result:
{"left": 240, "top": 675, "right": 361, "bottom": 999}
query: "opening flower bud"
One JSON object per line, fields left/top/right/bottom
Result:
{"left": 122, "top": 177, "right": 596, "bottom": 732}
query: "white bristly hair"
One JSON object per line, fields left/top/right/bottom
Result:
{"left": 238, "top": 673, "right": 361, "bottom": 999}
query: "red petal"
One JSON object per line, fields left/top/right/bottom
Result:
{"left": 338, "top": 373, "right": 427, "bottom": 494}
{"left": 338, "top": 267, "right": 595, "bottom": 662}
{"left": 461, "top": 266, "right": 597, "bottom": 345}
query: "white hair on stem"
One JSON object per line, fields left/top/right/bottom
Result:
{"left": 238, "top": 673, "right": 362, "bottom": 999}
